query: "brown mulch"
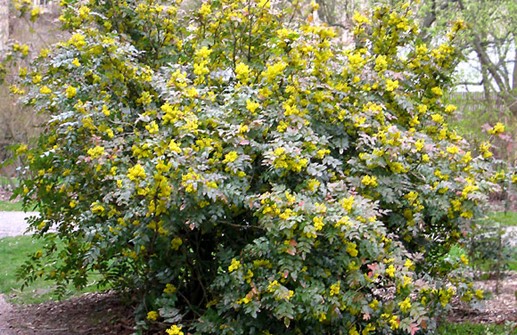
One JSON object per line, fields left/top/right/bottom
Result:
{"left": 2, "top": 291, "right": 136, "bottom": 335}
{"left": 448, "top": 272, "right": 517, "bottom": 324}
{"left": 0, "top": 185, "right": 14, "bottom": 202}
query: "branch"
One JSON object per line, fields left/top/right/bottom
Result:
{"left": 456, "top": 80, "right": 484, "bottom": 86}
{"left": 327, "top": 22, "right": 348, "bottom": 30}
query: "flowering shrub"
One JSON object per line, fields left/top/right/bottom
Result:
{"left": 11, "top": 0, "right": 512, "bottom": 334}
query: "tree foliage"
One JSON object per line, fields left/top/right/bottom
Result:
{"left": 9, "top": 0, "right": 515, "bottom": 334}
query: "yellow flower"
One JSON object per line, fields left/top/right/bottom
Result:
{"left": 166, "top": 325, "right": 184, "bottom": 335}
{"left": 39, "top": 48, "right": 50, "bottom": 58}
{"left": 431, "top": 86, "right": 443, "bottom": 96}
{"left": 385, "top": 79, "right": 399, "bottom": 92}
{"left": 262, "top": 61, "right": 287, "bottom": 82}
{"left": 479, "top": 141, "right": 492, "bottom": 158}
{"left": 91, "top": 202, "right": 105, "bottom": 214}
{"left": 460, "top": 254, "right": 469, "bottom": 265}
{"left": 267, "top": 280, "right": 280, "bottom": 292}
{"left": 40, "top": 86, "right": 52, "bottom": 94}
{"left": 444, "top": 104, "right": 457, "bottom": 113}
{"left": 346, "top": 242, "right": 358, "bottom": 257}
{"left": 171, "top": 237, "right": 183, "bottom": 250}
{"left": 353, "top": 11, "right": 369, "bottom": 25}
{"left": 398, "top": 297, "right": 411, "bottom": 313}
{"left": 185, "top": 87, "right": 198, "bottom": 98}
{"left": 389, "top": 315, "right": 399, "bottom": 330}
{"left": 16, "top": 144, "right": 28, "bottom": 155}
{"left": 475, "top": 289, "right": 483, "bottom": 299}
{"left": 30, "top": 7, "right": 40, "bottom": 20}
{"left": 385, "top": 264, "right": 395, "bottom": 277}
{"left": 316, "top": 149, "right": 330, "bottom": 159}
{"left": 237, "top": 296, "right": 251, "bottom": 304}
{"left": 127, "top": 164, "right": 146, "bottom": 181}
{"left": 374, "top": 54, "right": 388, "bottom": 72}
{"left": 145, "top": 121, "right": 159, "bottom": 134}
{"left": 9, "top": 85, "right": 25, "bottom": 95}
{"left": 402, "top": 275, "right": 412, "bottom": 287}
{"left": 313, "top": 216, "right": 324, "bottom": 231}
{"left": 246, "top": 99, "right": 260, "bottom": 113}
{"left": 488, "top": 122, "right": 505, "bottom": 135}
{"left": 390, "top": 162, "right": 406, "bottom": 174}
{"left": 307, "top": 179, "right": 320, "bottom": 192}
{"left": 417, "top": 104, "right": 428, "bottom": 114}
{"left": 235, "top": 62, "right": 251, "bottom": 83}
{"left": 228, "top": 258, "right": 241, "bottom": 272}
{"left": 446, "top": 145, "right": 459, "bottom": 155}
{"left": 164, "top": 283, "right": 177, "bottom": 294}
{"left": 431, "top": 113, "right": 444, "bottom": 123}
{"left": 168, "top": 140, "right": 182, "bottom": 153}
{"left": 69, "top": 33, "right": 86, "bottom": 49}
{"left": 329, "top": 281, "right": 340, "bottom": 296}
{"left": 198, "top": 2, "right": 211, "bottom": 16}
{"left": 223, "top": 151, "right": 239, "bottom": 163}
{"left": 238, "top": 124, "right": 249, "bottom": 134}
{"left": 195, "top": 46, "right": 212, "bottom": 59}
{"left": 87, "top": 146, "right": 105, "bottom": 159}
{"left": 32, "top": 74, "right": 42, "bottom": 84}
{"left": 65, "top": 86, "right": 77, "bottom": 98}
{"left": 78, "top": 5, "right": 90, "bottom": 19}
{"left": 361, "top": 175, "right": 378, "bottom": 187}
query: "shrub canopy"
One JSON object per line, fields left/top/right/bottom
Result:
{"left": 11, "top": 0, "right": 505, "bottom": 334}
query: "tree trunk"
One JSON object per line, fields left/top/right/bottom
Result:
{"left": 0, "top": 0, "right": 8, "bottom": 52}
{"left": 510, "top": 39, "right": 517, "bottom": 116}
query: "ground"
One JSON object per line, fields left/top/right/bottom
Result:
{"left": 0, "top": 291, "right": 136, "bottom": 335}
{"left": 0, "top": 274, "right": 516, "bottom": 334}
{"left": 449, "top": 272, "right": 517, "bottom": 325}
{"left": 0, "top": 184, "right": 13, "bottom": 202}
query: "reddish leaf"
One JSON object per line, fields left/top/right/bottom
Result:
{"left": 410, "top": 323, "right": 420, "bottom": 335}
{"left": 367, "top": 263, "right": 378, "bottom": 277}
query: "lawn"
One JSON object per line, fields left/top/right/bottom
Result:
{"left": 0, "top": 200, "right": 24, "bottom": 211}
{"left": 0, "top": 235, "right": 106, "bottom": 304}
{"left": 437, "top": 322, "right": 517, "bottom": 335}
{"left": 488, "top": 211, "right": 517, "bottom": 226}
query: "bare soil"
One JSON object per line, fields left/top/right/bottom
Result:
{"left": 0, "top": 185, "right": 14, "bottom": 202}
{"left": 448, "top": 272, "right": 517, "bottom": 325}
{"left": 0, "top": 291, "right": 136, "bottom": 335}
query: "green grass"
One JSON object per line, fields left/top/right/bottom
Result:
{"left": 0, "top": 200, "right": 24, "bottom": 211}
{"left": 0, "top": 235, "right": 106, "bottom": 304}
{"left": 0, "top": 175, "right": 18, "bottom": 188}
{"left": 437, "top": 322, "right": 517, "bottom": 335}
{"left": 488, "top": 211, "right": 517, "bottom": 227}
{"left": 0, "top": 175, "right": 23, "bottom": 211}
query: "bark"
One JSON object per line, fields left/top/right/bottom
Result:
{"left": 513, "top": 39, "right": 517, "bottom": 91}
{"left": 0, "top": 0, "right": 8, "bottom": 52}
{"left": 510, "top": 41, "right": 517, "bottom": 116}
